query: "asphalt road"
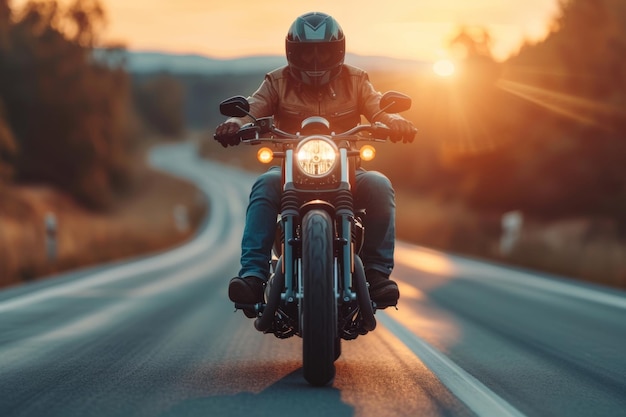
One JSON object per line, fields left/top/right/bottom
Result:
{"left": 0, "top": 143, "right": 624, "bottom": 417}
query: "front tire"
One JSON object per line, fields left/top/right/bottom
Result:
{"left": 302, "top": 210, "right": 336, "bottom": 386}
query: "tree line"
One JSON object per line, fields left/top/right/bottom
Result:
{"left": 365, "top": 0, "right": 626, "bottom": 233}
{"left": 454, "top": 0, "right": 626, "bottom": 227}
{"left": 0, "top": 0, "right": 184, "bottom": 209}
{"left": 2, "top": 0, "right": 624, "bottom": 232}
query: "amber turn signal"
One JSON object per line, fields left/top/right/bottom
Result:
{"left": 359, "top": 145, "right": 376, "bottom": 161}
{"left": 257, "top": 147, "right": 274, "bottom": 163}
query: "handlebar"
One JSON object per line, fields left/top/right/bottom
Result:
{"left": 215, "top": 91, "right": 415, "bottom": 146}
{"left": 235, "top": 120, "right": 394, "bottom": 146}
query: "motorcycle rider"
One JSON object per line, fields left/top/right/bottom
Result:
{"left": 214, "top": 12, "right": 416, "bottom": 316}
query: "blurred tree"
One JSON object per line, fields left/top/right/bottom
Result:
{"left": 133, "top": 73, "right": 185, "bottom": 138}
{"left": 0, "top": 0, "right": 9, "bottom": 25}
{"left": 443, "top": 26, "right": 505, "bottom": 153}
{"left": 441, "top": 0, "right": 626, "bottom": 229}
{"left": 0, "top": 0, "right": 138, "bottom": 208}
{"left": 0, "top": 105, "right": 17, "bottom": 183}
{"left": 64, "top": 0, "right": 105, "bottom": 47}
{"left": 0, "top": 0, "right": 18, "bottom": 184}
{"left": 449, "top": 26, "right": 494, "bottom": 62}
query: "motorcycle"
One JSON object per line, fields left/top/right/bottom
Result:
{"left": 217, "top": 91, "right": 412, "bottom": 386}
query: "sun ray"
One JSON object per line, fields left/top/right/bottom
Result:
{"left": 439, "top": 83, "right": 502, "bottom": 156}
{"left": 496, "top": 79, "right": 626, "bottom": 127}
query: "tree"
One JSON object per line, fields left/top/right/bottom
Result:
{"left": 133, "top": 73, "right": 186, "bottom": 138}
{"left": 447, "top": 0, "right": 626, "bottom": 226}
{"left": 0, "top": 0, "right": 138, "bottom": 208}
{"left": 0, "top": 108, "right": 17, "bottom": 183}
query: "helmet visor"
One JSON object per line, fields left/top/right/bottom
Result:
{"left": 287, "top": 40, "right": 344, "bottom": 71}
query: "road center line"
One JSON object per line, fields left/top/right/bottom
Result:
{"left": 378, "top": 312, "right": 527, "bottom": 417}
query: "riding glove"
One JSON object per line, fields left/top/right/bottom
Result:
{"left": 214, "top": 121, "right": 242, "bottom": 147}
{"left": 388, "top": 118, "right": 417, "bottom": 143}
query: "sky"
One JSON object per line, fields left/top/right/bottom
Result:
{"left": 16, "top": 0, "right": 562, "bottom": 62}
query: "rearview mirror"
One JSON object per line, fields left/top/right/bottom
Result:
{"left": 219, "top": 96, "right": 250, "bottom": 117}
{"left": 379, "top": 91, "right": 411, "bottom": 114}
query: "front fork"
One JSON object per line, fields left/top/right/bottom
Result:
{"left": 280, "top": 148, "right": 356, "bottom": 305}
{"left": 338, "top": 148, "right": 356, "bottom": 303}
{"left": 281, "top": 148, "right": 297, "bottom": 304}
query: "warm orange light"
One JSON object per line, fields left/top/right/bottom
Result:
{"left": 360, "top": 145, "right": 376, "bottom": 161}
{"left": 257, "top": 147, "right": 274, "bottom": 163}
{"left": 433, "top": 59, "right": 455, "bottom": 77}
{"left": 395, "top": 246, "right": 457, "bottom": 276}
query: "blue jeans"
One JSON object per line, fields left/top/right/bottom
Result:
{"left": 239, "top": 166, "right": 395, "bottom": 281}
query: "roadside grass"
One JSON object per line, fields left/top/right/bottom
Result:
{"left": 0, "top": 166, "right": 207, "bottom": 289}
{"left": 395, "top": 190, "right": 626, "bottom": 289}
{"left": 503, "top": 220, "right": 626, "bottom": 289}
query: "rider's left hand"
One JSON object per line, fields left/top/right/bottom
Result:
{"left": 214, "top": 121, "right": 242, "bottom": 147}
{"left": 388, "top": 119, "right": 417, "bottom": 143}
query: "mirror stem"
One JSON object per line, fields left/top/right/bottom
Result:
{"left": 371, "top": 101, "right": 394, "bottom": 121}
{"left": 236, "top": 106, "right": 258, "bottom": 122}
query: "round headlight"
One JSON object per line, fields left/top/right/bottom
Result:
{"left": 296, "top": 137, "right": 337, "bottom": 177}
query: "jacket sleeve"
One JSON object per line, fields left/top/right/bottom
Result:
{"left": 358, "top": 71, "right": 408, "bottom": 126}
{"left": 225, "top": 74, "right": 278, "bottom": 126}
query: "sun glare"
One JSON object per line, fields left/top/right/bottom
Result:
{"left": 433, "top": 59, "right": 455, "bottom": 77}
{"left": 496, "top": 79, "right": 619, "bottom": 126}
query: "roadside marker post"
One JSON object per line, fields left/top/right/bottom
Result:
{"left": 45, "top": 212, "right": 57, "bottom": 262}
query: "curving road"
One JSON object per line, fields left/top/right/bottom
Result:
{"left": 0, "top": 142, "right": 625, "bottom": 417}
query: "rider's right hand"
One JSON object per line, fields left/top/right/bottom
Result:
{"left": 214, "top": 121, "right": 242, "bottom": 147}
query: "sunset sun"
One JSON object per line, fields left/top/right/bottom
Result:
{"left": 433, "top": 59, "right": 455, "bottom": 77}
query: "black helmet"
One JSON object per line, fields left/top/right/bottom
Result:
{"left": 285, "top": 12, "right": 345, "bottom": 87}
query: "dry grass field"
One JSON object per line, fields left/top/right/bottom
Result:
{"left": 395, "top": 191, "right": 626, "bottom": 289}
{"left": 0, "top": 167, "right": 207, "bottom": 288}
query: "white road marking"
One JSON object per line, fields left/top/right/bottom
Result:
{"left": 0, "top": 235, "right": 210, "bottom": 313}
{"left": 0, "top": 145, "right": 252, "bottom": 368}
{"left": 379, "top": 312, "right": 527, "bottom": 417}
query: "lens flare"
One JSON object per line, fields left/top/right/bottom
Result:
{"left": 433, "top": 59, "right": 455, "bottom": 77}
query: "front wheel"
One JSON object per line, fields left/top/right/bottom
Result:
{"left": 302, "top": 210, "right": 336, "bottom": 386}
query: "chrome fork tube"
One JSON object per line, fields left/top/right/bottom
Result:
{"left": 282, "top": 149, "right": 296, "bottom": 303}
{"left": 340, "top": 148, "right": 349, "bottom": 183}
{"left": 284, "top": 149, "right": 294, "bottom": 184}
{"left": 339, "top": 148, "right": 354, "bottom": 301}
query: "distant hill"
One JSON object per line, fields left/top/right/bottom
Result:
{"left": 123, "top": 50, "right": 429, "bottom": 75}
{"left": 123, "top": 50, "right": 431, "bottom": 129}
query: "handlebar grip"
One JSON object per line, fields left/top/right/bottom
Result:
{"left": 371, "top": 123, "right": 392, "bottom": 140}
{"left": 237, "top": 125, "right": 261, "bottom": 141}
{"left": 234, "top": 302, "right": 263, "bottom": 315}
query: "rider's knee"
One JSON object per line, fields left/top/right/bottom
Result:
{"left": 251, "top": 168, "right": 282, "bottom": 198}
{"left": 361, "top": 171, "right": 394, "bottom": 197}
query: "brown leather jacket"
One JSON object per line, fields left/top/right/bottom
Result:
{"left": 227, "top": 64, "right": 405, "bottom": 133}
